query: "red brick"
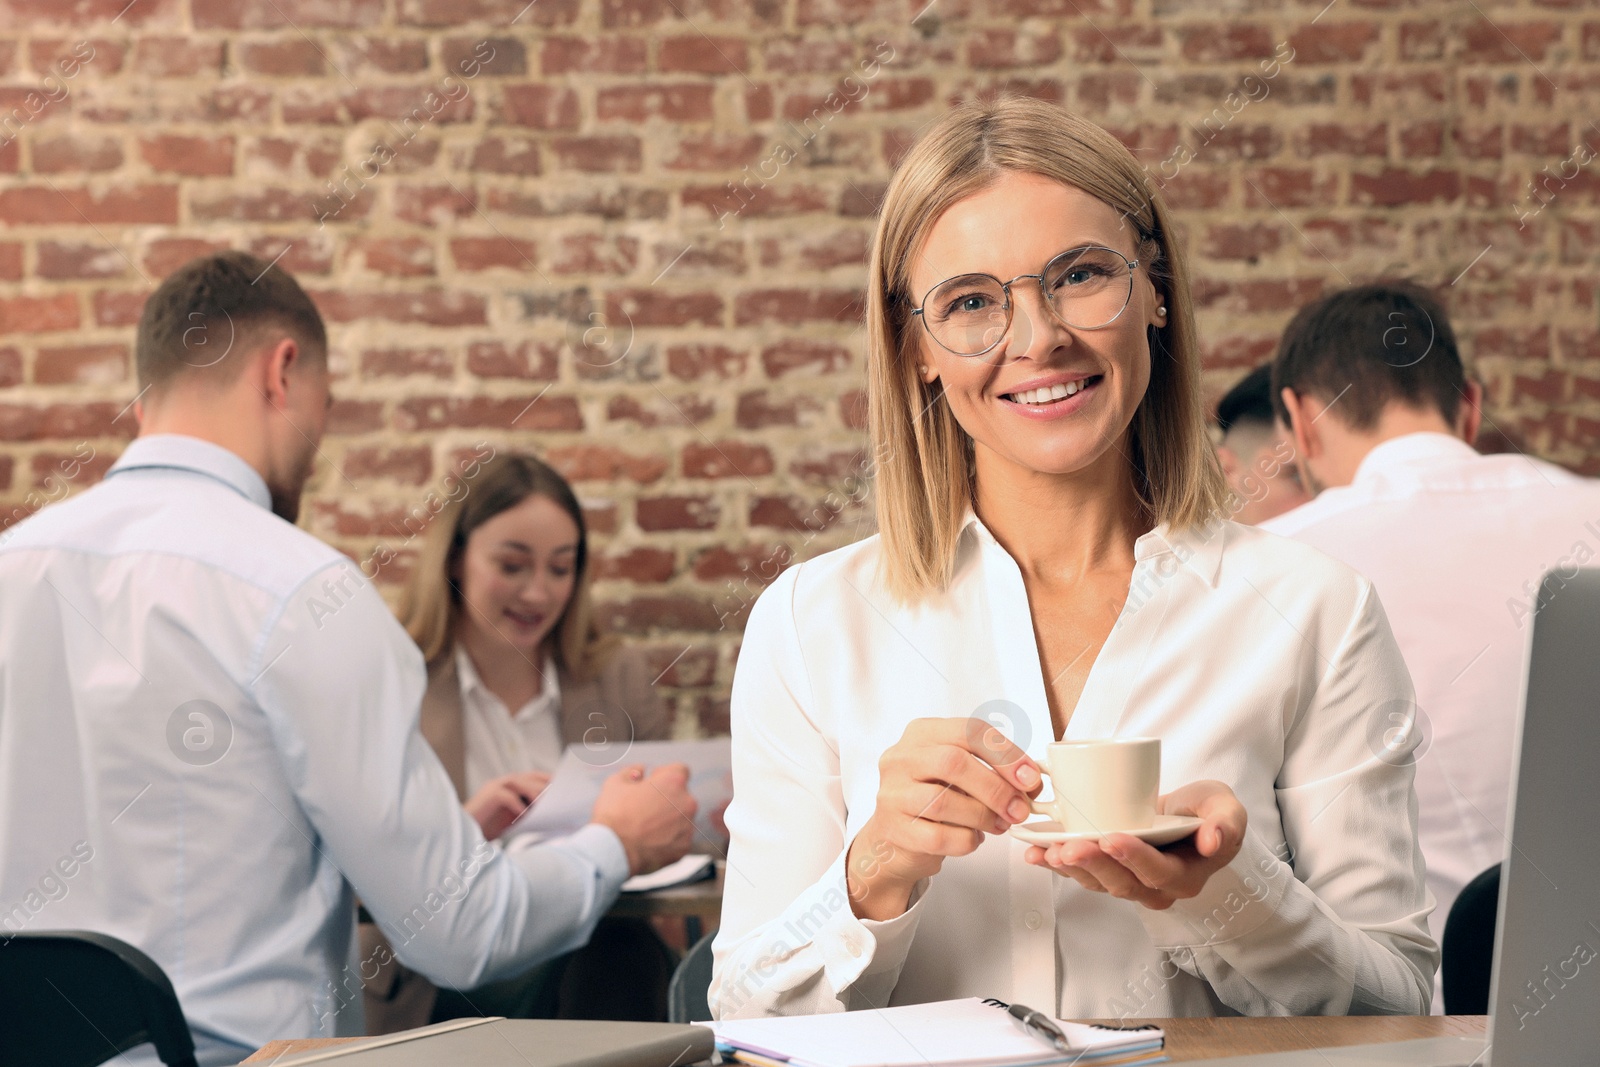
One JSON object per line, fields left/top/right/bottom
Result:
{"left": 734, "top": 288, "right": 863, "bottom": 326}
{"left": 763, "top": 37, "right": 854, "bottom": 74}
{"left": 313, "top": 290, "right": 488, "bottom": 326}
{"left": 393, "top": 184, "right": 477, "bottom": 227}
{"left": 450, "top": 237, "right": 537, "bottom": 272}
{"left": 0, "top": 293, "right": 78, "bottom": 333}
{"left": 597, "top": 85, "right": 715, "bottom": 123}
{"left": 0, "top": 401, "right": 127, "bottom": 442}
{"left": 139, "top": 134, "right": 235, "bottom": 177}
{"left": 92, "top": 290, "right": 148, "bottom": 328}
{"left": 0, "top": 243, "right": 18, "bottom": 282}
{"left": 692, "top": 543, "right": 793, "bottom": 582}
{"left": 29, "top": 449, "right": 114, "bottom": 488}
{"left": 498, "top": 86, "right": 580, "bottom": 129}
{"left": 761, "top": 340, "right": 851, "bottom": 378}
{"left": 132, "top": 37, "right": 225, "bottom": 77}
{"left": 1297, "top": 122, "right": 1388, "bottom": 158}
{"left": 607, "top": 289, "right": 722, "bottom": 327}
{"left": 667, "top": 344, "right": 747, "bottom": 381}
{"left": 640, "top": 643, "right": 715, "bottom": 685}
{"left": 42, "top": 244, "right": 134, "bottom": 286}
{"left": 1289, "top": 22, "right": 1380, "bottom": 63}
{"left": 27, "top": 38, "right": 124, "bottom": 75}
{"left": 594, "top": 546, "right": 677, "bottom": 583}
{"left": 549, "top": 136, "right": 642, "bottom": 172}
{"left": 1179, "top": 24, "right": 1275, "bottom": 62}
{"left": 33, "top": 343, "right": 127, "bottom": 385}
{"left": 682, "top": 440, "right": 774, "bottom": 479}
{"left": 192, "top": 0, "right": 385, "bottom": 29}
{"left": 968, "top": 27, "right": 1063, "bottom": 69}
{"left": 401, "top": 0, "right": 579, "bottom": 26}
{"left": 546, "top": 444, "right": 668, "bottom": 484}
{"left": 342, "top": 445, "right": 433, "bottom": 484}
{"left": 361, "top": 346, "right": 452, "bottom": 379}
{"left": 1461, "top": 20, "right": 1563, "bottom": 63}
{"left": 327, "top": 398, "right": 385, "bottom": 434}
{"left": 658, "top": 36, "right": 749, "bottom": 74}
{"left": 394, "top": 394, "right": 583, "bottom": 432}
{"left": 466, "top": 340, "right": 560, "bottom": 381}
{"left": 550, "top": 233, "right": 639, "bottom": 275}
{"left": 31, "top": 134, "right": 124, "bottom": 173}
{"left": 329, "top": 36, "right": 428, "bottom": 74}
{"left": 635, "top": 494, "right": 719, "bottom": 531}
{"left": 598, "top": 594, "right": 722, "bottom": 634}
{"left": 736, "top": 390, "right": 823, "bottom": 429}
{"left": 665, "top": 133, "right": 767, "bottom": 171}
{"left": 442, "top": 37, "right": 526, "bottom": 76}
{"left": 1350, "top": 168, "right": 1463, "bottom": 207}
{"left": 351, "top": 236, "right": 436, "bottom": 277}
{"left": 541, "top": 37, "right": 648, "bottom": 74}
{"left": 0, "top": 454, "right": 11, "bottom": 490}
{"left": 464, "top": 135, "right": 542, "bottom": 175}
{"left": 748, "top": 493, "right": 842, "bottom": 532}
{"left": 193, "top": 188, "right": 326, "bottom": 224}
{"left": 236, "top": 38, "right": 327, "bottom": 76}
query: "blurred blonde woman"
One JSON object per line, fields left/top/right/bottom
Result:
{"left": 709, "top": 98, "right": 1436, "bottom": 1021}
{"left": 362, "top": 452, "right": 692, "bottom": 1030}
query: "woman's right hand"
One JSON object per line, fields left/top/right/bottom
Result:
{"left": 846, "top": 718, "right": 1040, "bottom": 920}
{"left": 465, "top": 771, "right": 550, "bottom": 841}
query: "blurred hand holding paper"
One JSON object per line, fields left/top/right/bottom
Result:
{"left": 501, "top": 737, "right": 733, "bottom": 850}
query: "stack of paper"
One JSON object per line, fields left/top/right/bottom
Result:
{"left": 712, "top": 998, "right": 1166, "bottom": 1067}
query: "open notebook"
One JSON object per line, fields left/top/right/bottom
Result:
{"left": 711, "top": 998, "right": 1166, "bottom": 1067}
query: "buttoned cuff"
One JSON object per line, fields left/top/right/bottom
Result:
{"left": 550, "top": 822, "right": 633, "bottom": 900}
{"left": 792, "top": 850, "right": 930, "bottom": 996}
{"left": 1138, "top": 832, "right": 1293, "bottom": 950}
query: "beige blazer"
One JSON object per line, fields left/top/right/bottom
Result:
{"left": 361, "top": 643, "right": 672, "bottom": 1033}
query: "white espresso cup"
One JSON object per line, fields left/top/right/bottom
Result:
{"left": 1028, "top": 737, "right": 1160, "bottom": 833}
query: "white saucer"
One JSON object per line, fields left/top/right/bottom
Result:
{"left": 1009, "top": 813, "right": 1203, "bottom": 847}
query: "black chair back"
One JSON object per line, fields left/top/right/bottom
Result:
{"left": 668, "top": 932, "right": 717, "bottom": 1024}
{"left": 1442, "top": 863, "right": 1501, "bottom": 1014}
{"left": 0, "top": 930, "right": 199, "bottom": 1067}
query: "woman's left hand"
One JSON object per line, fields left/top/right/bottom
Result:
{"left": 1023, "top": 780, "right": 1247, "bottom": 910}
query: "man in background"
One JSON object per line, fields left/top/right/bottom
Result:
{"left": 1262, "top": 280, "right": 1600, "bottom": 1009}
{"left": 1212, "top": 363, "right": 1312, "bottom": 524}
{"left": 0, "top": 251, "right": 696, "bottom": 1063}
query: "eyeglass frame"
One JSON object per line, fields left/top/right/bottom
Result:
{"left": 907, "top": 244, "right": 1144, "bottom": 358}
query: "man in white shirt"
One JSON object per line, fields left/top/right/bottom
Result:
{"left": 1262, "top": 280, "right": 1600, "bottom": 1009}
{"left": 1212, "top": 363, "right": 1310, "bottom": 525}
{"left": 0, "top": 251, "right": 696, "bottom": 1064}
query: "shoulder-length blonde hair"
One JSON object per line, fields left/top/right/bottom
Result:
{"left": 397, "top": 452, "right": 618, "bottom": 682}
{"left": 866, "top": 96, "right": 1226, "bottom": 603}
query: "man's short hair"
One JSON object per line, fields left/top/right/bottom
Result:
{"left": 1216, "top": 363, "right": 1276, "bottom": 435}
{"left": 1270, "top": 280, "right": 1464, "bottom": 433}
{"left": 136, "top": 251, "right": 326, "bottom": 392}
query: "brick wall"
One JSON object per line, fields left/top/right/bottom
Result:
{"left": 1, "top": 0, "right": 1596, "bottom": 733}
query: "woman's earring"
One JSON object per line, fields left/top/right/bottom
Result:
{"left": 1157, "top": 305, "right": 1167, "bottom": 317}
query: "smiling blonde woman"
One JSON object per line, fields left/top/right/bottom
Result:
{"left": 709, "top": 98, "right": 1436, "bottom": 1021}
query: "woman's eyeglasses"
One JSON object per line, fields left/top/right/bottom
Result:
{"left": 910, "top": 245, "right": 1141, "bottom": 359}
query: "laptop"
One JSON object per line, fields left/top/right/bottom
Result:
{"left": 1194, "top": 568, "right": 1600, "bottom": 1066}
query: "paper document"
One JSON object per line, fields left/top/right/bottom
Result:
{"left": 712, "top": 998, "right": 1165, "bottom": 1067}
{"left": 621, "top": 853, "right": 715, "bottom": 893}
{"left": 502, "top": 737, "right": 732, "bottom": 850}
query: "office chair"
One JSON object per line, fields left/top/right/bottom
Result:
{"left": 1442, "top": 863, "right": 1501, "bottom": 1015}
{"left": 668, "top": 932, "right": 717, "bottom": 1024}
{"left": 0, "top": 930, "right": 199, "bottom": 1067}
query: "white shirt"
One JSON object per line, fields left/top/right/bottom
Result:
{"left": 0, "top": 435, "right": 629, "bottom": 1066}
{"left": 709, "top": 511, "right": 1437, "bottom": 1022}
{"left": 1261, "top": 431, "right": 1600, "bottom": 1006}
{"left": 457, "top": 644, "right": 565, "bottom": 794}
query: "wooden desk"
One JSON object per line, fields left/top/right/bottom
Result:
{"left": 609, "top": 863, "right": 723, "bottom": 944}
{"left": 246, "top": 1014, "right": 1488, "bottom": 1063}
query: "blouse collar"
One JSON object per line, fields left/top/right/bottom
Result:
{"left": 958, "top": 503, "right": 1227, "bottom": 588}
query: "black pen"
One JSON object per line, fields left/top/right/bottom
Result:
{"left": 1005, "top": 1001, "right": 1073, "bottom": 1055}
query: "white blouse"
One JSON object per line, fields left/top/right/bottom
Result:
{"left": 709, "top": 511, "right": 1437, "bottom": 1022}
{"left": 457, "top": 643, "right": 565, "bottom": 794}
